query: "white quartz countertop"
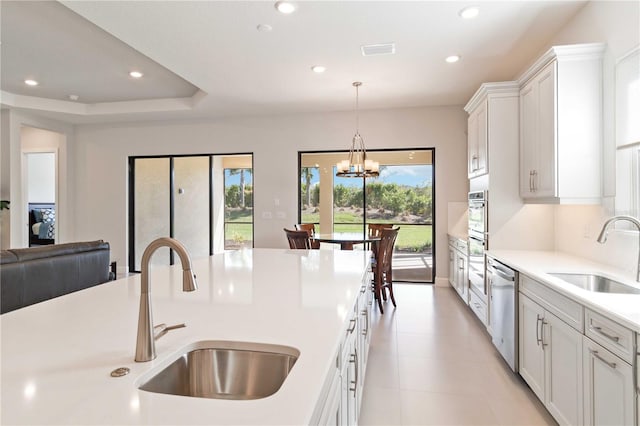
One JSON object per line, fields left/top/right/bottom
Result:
{"left": 0, "top": 248, "right": 371, "bottom": 425}
{"left": 486, "top": 250, "right": 640, "bottom": 333}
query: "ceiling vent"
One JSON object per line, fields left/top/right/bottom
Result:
{"left": 361, "top": 43, "right": 395, "bottom": 56}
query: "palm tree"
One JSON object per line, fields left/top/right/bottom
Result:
{"left": 302, "top": 167, "right": 314, "bottom": 207}
{"left": 228, "top": 168, "right": 252, "bottom": 209}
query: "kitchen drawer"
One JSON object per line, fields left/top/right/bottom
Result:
{"left": 469, "top": 290, "right": 487, "bottom": 326}
{"left": 585, "top": 309, "right": 635, "bottom": 364}
{"left": 520, "top": 274, "right": 583, "bottom": 332}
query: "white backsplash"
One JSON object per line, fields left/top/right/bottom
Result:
{"left": 554, "top": 204, "right": 638, "bottom": 280}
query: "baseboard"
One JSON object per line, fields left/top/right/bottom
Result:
{"left": 434, "top": 277, "right": 450, "bottom": 287}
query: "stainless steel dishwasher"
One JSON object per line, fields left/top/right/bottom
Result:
{"left": 487, "top": 256, "right": 518, "bottom": 372}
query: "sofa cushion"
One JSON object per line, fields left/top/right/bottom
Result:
{"left": 1, "top": 240, "right": 112, "bottom": 314}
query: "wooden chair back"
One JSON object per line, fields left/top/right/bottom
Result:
{"left": 284, "top": 228, "right": 311, "bottom": 249}
{"left": 373, "top": 226, "right": 400, "bottom": 313}
{"left": 377, "top": 227, "right": 399, "bottom": 274}
{"left": 368, "top": 223, "right": 393, "bottom": 237}
{"left": 295, "top": 224, "right": 320, "bottom": 249}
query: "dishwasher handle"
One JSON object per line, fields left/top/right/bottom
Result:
{"left": 487, "top": 259, "right": 515, "bottom": 282}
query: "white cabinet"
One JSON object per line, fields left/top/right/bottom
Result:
{"left": 356, "top": 274, "right": 373, "bottom": 410}
{"left": 447, "top": 236, "right": 468, "bottom": 304}
{"left": 313, "top": 272, "right": 372, "bottom": 426}
{"left": 519, "top": 292, "right": 583, "bottom": 425}
{"left": 340, "top": 312, "right": 358, "bottom": 426}
{"left": 518, "top": 43, "right": 605, "bottom": 203}
{"left": 316, "top": 365, "right": 341, "bottom": 426}
{"left": 467, "top": 99, "right": 488, "bottom": 177}
{"left": 465, "top": 82, "right": 519, "bottom": 181}
{"left": 583, "top": 336, "right": 635, "bottom": 426}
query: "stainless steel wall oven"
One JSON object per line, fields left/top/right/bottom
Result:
{"left": 468, "top": 191, "right": 487, "bottom": 302}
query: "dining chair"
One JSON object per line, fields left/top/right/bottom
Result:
{"left": 284, "top": 228, "right": 312, "bottom": 249}
{"left": 294, "top": 223, "right": 320, "bottom": 249}
{"left": 373, "top": 227, "right": 399, "bottom": 314}
{"left": 367, "top": 223, "right": 393, "bottom": 260}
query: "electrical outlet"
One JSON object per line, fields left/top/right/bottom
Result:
{"left": 261, "top": 211, "right": 273, "bottom": 219}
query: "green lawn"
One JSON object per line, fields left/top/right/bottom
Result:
{"left": 225, "top": 208, "right": 431, "bottom": 252}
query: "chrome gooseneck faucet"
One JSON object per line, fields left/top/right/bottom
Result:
{"left": 135, "top": 237, "right": 198, "bottom": 362}
{"left": 596, "top": 215, "right": 640, "bottom": 283}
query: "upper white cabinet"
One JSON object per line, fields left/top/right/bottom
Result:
{"left": 467, "top": 99, "right": 488, "bottom": 177}
{"left": 465, "top": 82, "right": 519, "bottom": 179}
{"left": 518, "top": 43, "right": 605, "bottom": 203}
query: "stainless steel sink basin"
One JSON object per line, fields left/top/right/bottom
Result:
{"left": 548, "top": 273, "right": 640, "bottom": 294}
{"left": 138, "top": 341, "right": 299, "bottom": 400}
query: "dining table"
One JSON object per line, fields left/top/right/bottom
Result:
{"left": 311, "top": 232, "right": 381, "bottom": 250}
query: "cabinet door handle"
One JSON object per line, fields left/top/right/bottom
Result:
{"left": 589, "top": 349, "right": 617, "bottom": 369}
{"left": 533, "top": 170, "right": 538, "bottom": 192}
{"left": 361, "top": 309, "right": 369, "bottom": 337}
{"left": 529, "top": 170, "right": 534, "bottom": 192}
{"left": 592, "top": 326, "right": 620, "bottom": 343}
{"left": 536, "top": 315, "right": 542, "bottom": 346}
{"left": 541, "top": 319, "right": 548, "bottom": 346}
{"left": 349, "top": 348, "right": 358, "bottom": 396}
{"left": 347, "top": 319, "right": 357, "bottom": 334}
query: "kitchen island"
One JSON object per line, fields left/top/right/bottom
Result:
{"left": 0, "top": 248, "right": 372, "bottom": 425}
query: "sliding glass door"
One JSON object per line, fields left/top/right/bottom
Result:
{"left": 129, "top": 153, "right": 253, "bottom": 272}
{"left": 299, "top": 149, "right": 434, "bottom": 283}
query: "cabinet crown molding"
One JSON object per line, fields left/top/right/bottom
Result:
{"left": 517, "top": 42, "right": 605, "bottom": 87}
{"left": 464, "top": 81, "right": 519, "bottom": 113}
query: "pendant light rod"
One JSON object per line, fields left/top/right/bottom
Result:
{"left": 336, "top": 81, "right": 379, "bottom": 178}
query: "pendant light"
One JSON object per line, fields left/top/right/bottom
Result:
{"left": 336, "top": 82, "right": 379, "bottom": 178}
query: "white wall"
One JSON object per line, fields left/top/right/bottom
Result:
{"left": 543, "top": 0, "right": 640, "bottom": 278}
{"left": 0, "top": 110, "right": 75, "bottom": 248}
{"left": 26, "top": 152, "right": 56, "bottom": 203}
{"left": 72, "top": 106, "right": 468, "bottom": 278}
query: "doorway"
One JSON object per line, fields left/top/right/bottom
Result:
{"left": 21, "top": 126, "right": 63, "bottom": 247}
{"left": 299, "top": 148, "right": 435, "bottom": 283}
{"left": 128, "top": 153, "right": 253, "bottom": 272}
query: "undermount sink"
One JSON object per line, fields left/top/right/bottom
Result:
{"left": 138, "top": 341, "right": 299, "bottom": 400}
{"left": 547, "top": 273, "right": 640, "bottom": 295}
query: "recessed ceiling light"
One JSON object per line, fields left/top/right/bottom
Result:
{"left": 129, "top": 71, "right": 143, "bottom": 78}
{"left": 311, "top": 65, "right": 326, "bottom": 73}
{"left": 459, "top": 6, "right": 479, "bottom": 19}
{"left": 275, "top": 1, "right": 296, "bottom": 14}
{"left": 446, "top": 55, "right": 461, "bottom": 63}
{"left": 24, "top": 79, "right": 38, "bottom": 86}
{"left": 256, "top": 24, "right": 273, "bottom": 32}
{"left": 68, "top": 94, "right": 79, "bottom": 101}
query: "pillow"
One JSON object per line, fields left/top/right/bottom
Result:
{"left": 33, "top": 209, "right": 43, "bottom": 222}
{"left": 39, "top": 208, "right": 55, "bottom": 223}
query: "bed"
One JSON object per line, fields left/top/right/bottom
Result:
{"left": 28, "top": 203, "right": 56, "bottom": 246}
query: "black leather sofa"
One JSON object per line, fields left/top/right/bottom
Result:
{"left": 1, "top": 240, "right": 114, "bottom": 314}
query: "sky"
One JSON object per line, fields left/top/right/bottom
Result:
{"left": 333, "top": 165, "right": 432, "bottom": 188}
{"left": 224, "top": 165, "right": 432, "bottom": 188}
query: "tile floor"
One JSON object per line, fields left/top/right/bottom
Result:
{"left": 358, "top": 283, "right": 557, "bottom": 426}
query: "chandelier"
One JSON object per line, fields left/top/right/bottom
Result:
{"left": 336, "top": 82, "right": 380, "bottom": 178}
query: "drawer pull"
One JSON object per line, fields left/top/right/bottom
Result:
{"left": 347, "top": 319, "right": 357, "bottom": 334}
{"left": 592, "top": 326, "right": 620, "bottom": 343}
{"left": 589, "top": 349, "right": 617, "bottom": 369}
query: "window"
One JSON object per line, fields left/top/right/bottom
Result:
{"left": 129, "top": 153, "right": 253, "bottom": 272}
{"left": 299, "top": 149, "right": 435, "bottom": 283}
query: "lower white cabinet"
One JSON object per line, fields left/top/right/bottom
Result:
{"left": 447, "top": 236, "right": 468, "bottom": 304}
{"left": 519, "top": 293, "right": 583, "bottom": 425}
{"left": 317, "top": 366, "right": 341, "bottom": 426}
{"left": 583, "top": 336, "right": 635, "bottom": 426}
{"left": 314, "top": 272, "right": 372, "bottom": 426}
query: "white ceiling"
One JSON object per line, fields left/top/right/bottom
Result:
{"left": 1, "top": 0, "right": 592, "bottom": 124}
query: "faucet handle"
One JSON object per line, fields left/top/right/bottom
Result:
{"left": 153, "top": 322, "right": 186, "bottom": 341}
